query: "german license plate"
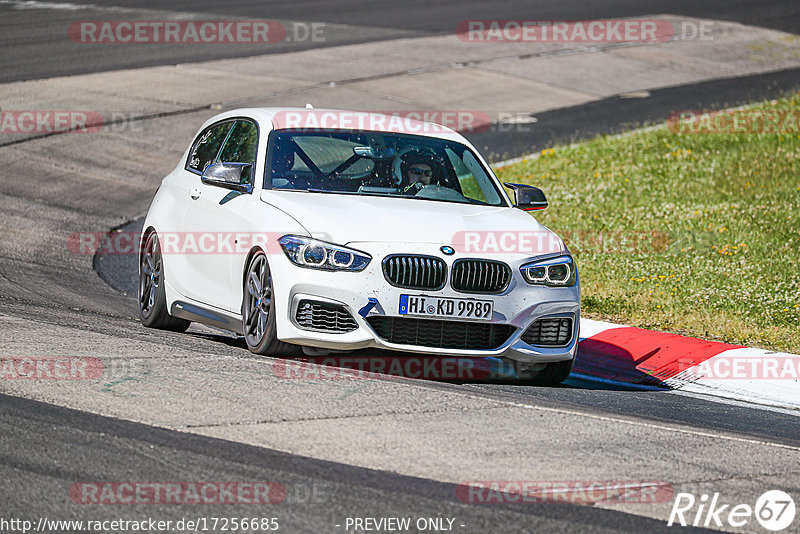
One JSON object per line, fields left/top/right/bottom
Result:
{"left": 399, "top": 294, "right": 493, "bottom": 320}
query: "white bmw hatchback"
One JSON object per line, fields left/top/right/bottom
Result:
{"left": 140, "top": 108, "right": 580, "bottom": 384}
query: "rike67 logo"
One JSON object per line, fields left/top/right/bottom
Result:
{"left": 668, "top": 490, "right": 795, "bottom": 531}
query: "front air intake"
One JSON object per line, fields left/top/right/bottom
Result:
{"left": 295, "top": 300, "right": 358, "bottom": 333}
{"left": 366, "top": 316, "right": 515, "bottom": 350}
{"left": 521, "top": 317, "right": 572, "bottom": 346}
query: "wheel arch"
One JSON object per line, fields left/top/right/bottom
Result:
{"left": 240, "top": 245, "right": 267, "bottom": 309}
{"left": 138, "top": 226, "right": 157, "bottom": 274}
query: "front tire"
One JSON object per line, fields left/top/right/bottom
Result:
{"left": 528, "top": 358, "right": 574, "bottom": 386}
{"left": 242, "top": 251, "right": 296, "bottom": 355}
{"left": 139, "top": 231, "right": 191, "bottom": 332}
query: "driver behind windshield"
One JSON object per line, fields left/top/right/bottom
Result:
{"left": 400, "top": 151, "right": 439, "bottom": 194}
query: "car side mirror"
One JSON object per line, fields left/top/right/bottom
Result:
{"left": 504, "top": 182, "right": 548, "bottom": 211}
{"left": 201, "top": 162, "right": 253, "bottom": 193}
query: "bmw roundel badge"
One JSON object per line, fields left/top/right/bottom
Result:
{"left": 440, "top": 246, "right": 455, "bottom": 255}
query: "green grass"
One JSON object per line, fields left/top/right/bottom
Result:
{"left": 495, "top": 94, "right": 800, "bottom": 351}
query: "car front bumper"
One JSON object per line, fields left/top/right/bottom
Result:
{"left": 269, "top": 242, "right": 580, "bottom": 364}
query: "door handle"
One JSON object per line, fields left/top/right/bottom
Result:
{"left": 190, "top": 187, "right": 201, "bottom": 200}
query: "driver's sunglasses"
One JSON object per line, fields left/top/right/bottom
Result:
{"left": 409, "top": 168, "right": 433, "bottom": 177}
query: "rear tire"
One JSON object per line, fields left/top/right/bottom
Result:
{"left": 242, "top": 251, "right": 297, "bottom": 356}
{"left": 138, "top": 231, "right": 191, "bottom": 332}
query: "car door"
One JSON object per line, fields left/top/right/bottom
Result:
{"left": 162, "top": 119, "right": 235, "bottom": 298}
{"left": 182, "top": 118, "right": 259, "bottom": 312}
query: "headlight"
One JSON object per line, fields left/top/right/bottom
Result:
{"left": 520, "top": 256, "right": 577, "bottom": 287}
{"left": 278, "top": 235, "right": 371, "bottom": 271}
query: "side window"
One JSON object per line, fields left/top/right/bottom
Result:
{"left": 219, "top": 120, "right": 258, "bottom": 183}
{"left": 186, "top": 121, "right": 234, "bottom": 173}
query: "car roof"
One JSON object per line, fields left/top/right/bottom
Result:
{"left": 202, "top": 107, "right": 469, "bottom": 142}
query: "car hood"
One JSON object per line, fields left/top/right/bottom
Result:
{"left": 260, "top": 190, "right": 565, "bottom": 255}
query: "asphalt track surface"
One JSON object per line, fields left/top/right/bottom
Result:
{"left": 2, "top": 393, "right": 716, "bottom": 533}
{"left": 2, "top": 0, "right": 800, "bottom": 82}
{"left": 2, "top": 1, "right": 800, "bottom": 532}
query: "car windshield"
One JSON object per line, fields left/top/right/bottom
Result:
{"left": 265, "top": 130, "right": 507, "bottom": 206}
